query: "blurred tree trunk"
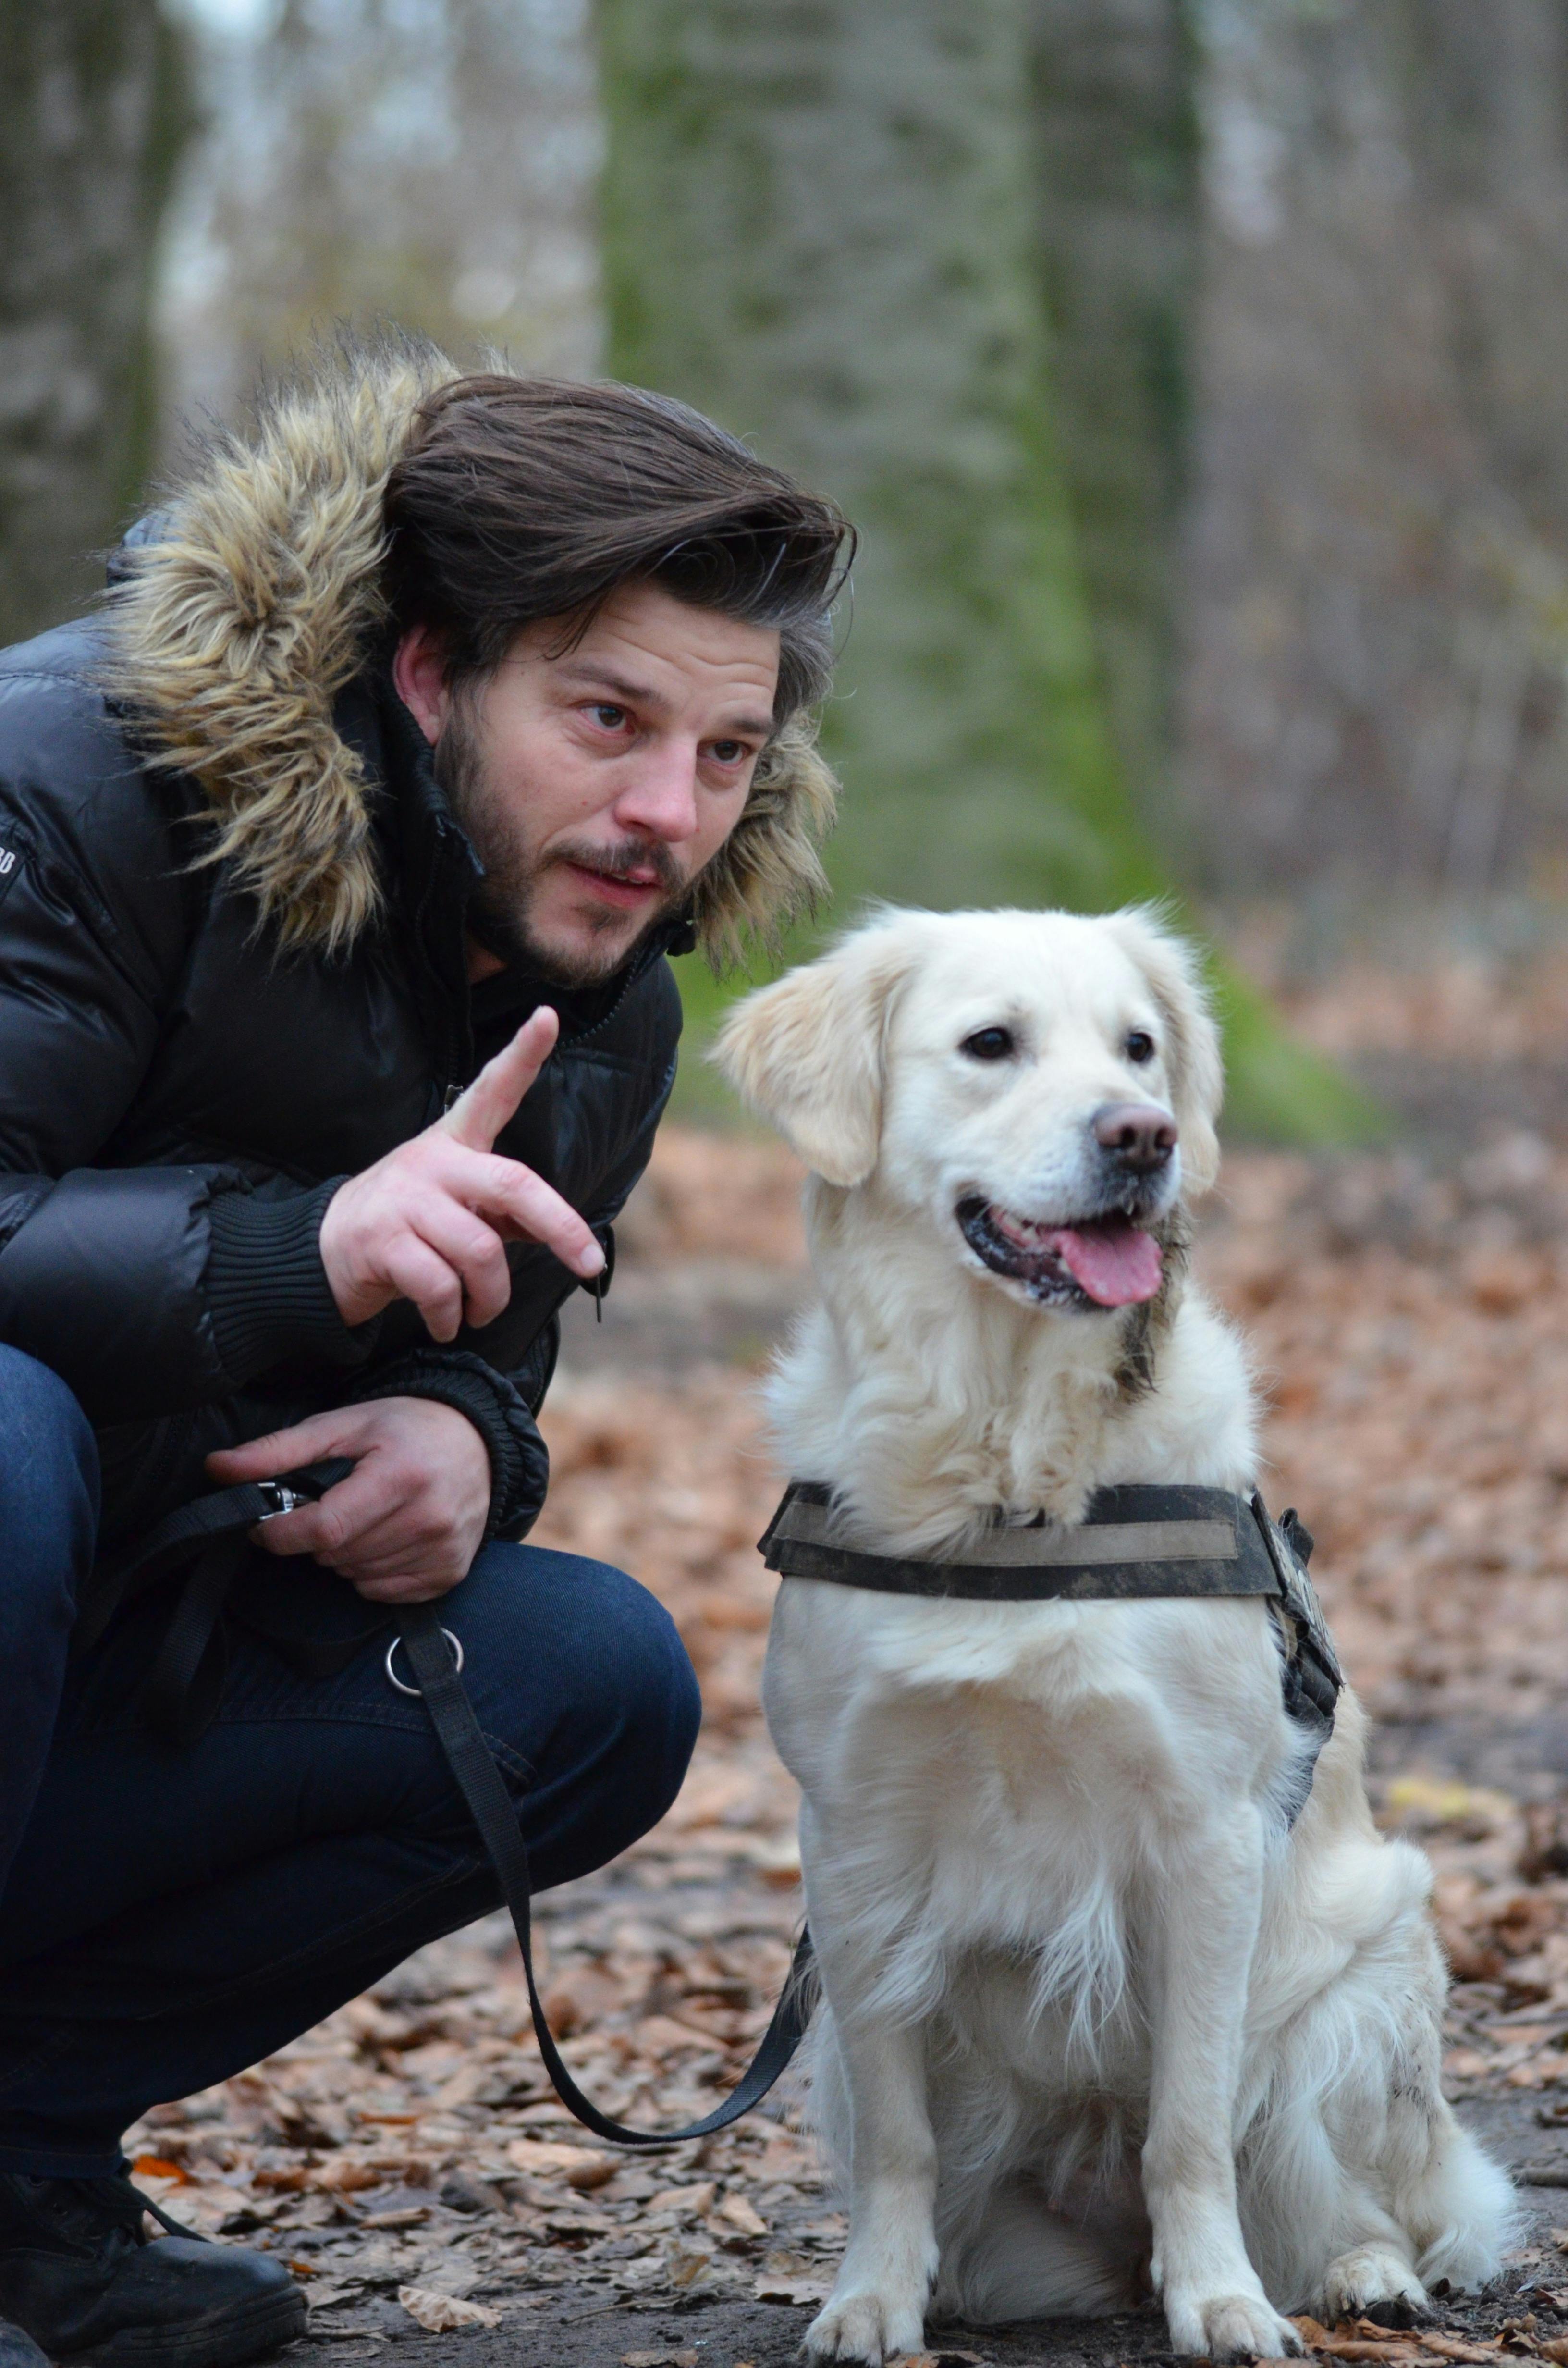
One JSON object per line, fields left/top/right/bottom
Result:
{"left": 0, "top": 0, "right": 188, "bottom": 645}
{"left": 598, "top": 0, "right": 1159, "bottom": 917}
{"left": 596, "top": 0, "right": 1370, "bottom": 1138}
{"left": 1028, "top": 0, "right": 1199, "bottom": 840}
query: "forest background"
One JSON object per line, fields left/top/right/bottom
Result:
{"left": 13, "top": 0, "right": 1568, "bottom": 1135}
{"left": 15, "top": 11, "right": 1568, "bottom": 2359}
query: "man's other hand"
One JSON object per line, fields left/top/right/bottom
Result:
{"left": 319, "top": 1007, "right": 605, "bottom": 1342}
{"left": 205, "top": 1398, "right": 491, "bottom": 1603}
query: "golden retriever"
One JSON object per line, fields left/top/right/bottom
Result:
{"left": 715, "top": 906, "right": 1512, "bottom": 2366}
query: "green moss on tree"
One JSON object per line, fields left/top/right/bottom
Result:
{"left": 596, "top": 0, "right": 1376, "bottom": 1142}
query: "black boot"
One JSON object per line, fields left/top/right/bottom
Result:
{"left": 0, "top": 2319, "right": 48, "bottom": 2367}
{"left": 0, "top": 2172, "right": 306, "bottom": 2366}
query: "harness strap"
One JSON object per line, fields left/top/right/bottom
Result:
{"left": 759, "top": 1480, "right": 1344, "bottom": 1825}
{"left": 761, "top": 1480, "right": 1274, "bottom": 1602}
{"left": 395, "top": 1608, "right": 815, "bottom": 2147}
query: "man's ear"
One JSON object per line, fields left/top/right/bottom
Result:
{"left": 391, "top": 625, "right": 453, "bottom": 748}
{"left": 712, "top": 921, "right": 918, "bottom": 1187}
{"left": 1107, "top": 907, "right": 1224, "bottom": 1198}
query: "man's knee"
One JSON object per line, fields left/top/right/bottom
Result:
{"left": 0, "top": 1349, "right": 98, "bottom": 1603}
{"left": 454, "top": 1545, "right": 701, "bottom": 1874}
{"left": 582, "top": 1564, "right": 702, "bottom": 1831}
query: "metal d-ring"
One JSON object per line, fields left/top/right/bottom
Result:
{"left": 385, "top": 1629, "right": 465, "bottom": 1697}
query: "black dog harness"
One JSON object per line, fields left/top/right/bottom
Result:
{"left": 85, "top": 1471, "right": 1337, "bottom": 2150}
{"left": 761, "top": 1479, "right": 1342, "bottom": 1747}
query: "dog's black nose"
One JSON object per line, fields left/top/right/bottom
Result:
{"left": 1092, "top": 1101, "right": 1177, "bottom": 1173}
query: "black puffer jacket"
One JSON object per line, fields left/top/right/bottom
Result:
{"left": 0, "top": 346, "right": 833, "bottom": 1550}
{"left": 0, "top": 612, "right": 683, "bottom": 1546}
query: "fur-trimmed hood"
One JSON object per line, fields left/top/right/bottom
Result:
{"left": 103, "top": 336, "right": 838, "bottom": 962}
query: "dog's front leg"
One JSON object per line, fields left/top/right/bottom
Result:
{"left": 1144, "top": 1805, "right": 1301, "bottom": 2362}
{"left": 804, "top": 1926, "right": 939, "bottom": 2366}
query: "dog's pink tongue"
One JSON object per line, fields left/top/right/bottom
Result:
{"left": 1049, "top": 1223, "right": 1163, "bottom": 1307}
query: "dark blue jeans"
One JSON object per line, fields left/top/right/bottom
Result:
{"left": 0, "top": 1345, "right": 701, "bottom": 2177}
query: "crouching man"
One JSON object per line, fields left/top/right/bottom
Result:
{"left": 0, "top": 338, "right": 849, "bottom": 2367}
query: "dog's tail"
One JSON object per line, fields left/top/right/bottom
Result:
{"left": 933, "top": 2179, "right": 1140, "bottom": 2325}
{"left": 1401, "top": 2115, "right": 1520, "bottom": 2296}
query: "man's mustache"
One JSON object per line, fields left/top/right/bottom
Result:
{"left": 549, "top": 838, "right": 687, "bottom": 897}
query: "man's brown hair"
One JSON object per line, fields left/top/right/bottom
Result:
{"left": 383, "top": 376, "right": 853, "bottom": 729}
{"left": 105, "top": 340, "right": 852, "bottom": 963}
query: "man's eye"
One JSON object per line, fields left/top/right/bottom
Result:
{"left": 588, "top": 703, "right": 627, "bottom": 730}
{"left": 1125, "top": 1030, "right": 1156, "bottom": 1063}
{"left": 708, "top": 740, "right": 747, "bottom": 765}
{"left": 961, "top": 1026, "right": 1016, "bottom": 1061}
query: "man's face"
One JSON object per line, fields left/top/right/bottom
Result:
{"left": 394, "top": 581, "right": 780, "bottom": 987}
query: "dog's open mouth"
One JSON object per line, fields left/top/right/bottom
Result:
{"left": 956, "top": 1196, "right": 1164, "bottom": 1308}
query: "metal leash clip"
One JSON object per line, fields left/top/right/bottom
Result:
{"left": 256, "top": 1482, "right": 308, "bottom": 1519}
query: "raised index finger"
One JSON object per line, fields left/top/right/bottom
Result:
{"left": 440, "top": 1007, "right": 559, "bottom": 1153}
{"left": 463, "top": 1152, "right": 604, "bottom": 1277}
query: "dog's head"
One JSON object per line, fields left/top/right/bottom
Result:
{"left": 714, "top": 906, "right": 1222, "bottom": 1317}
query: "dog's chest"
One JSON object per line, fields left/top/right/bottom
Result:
{"left": 772, "top": 1588, "right": 1202, "bottom": 1868}
{"left": 767, "top": 1584, "right": 1288, "bottom": 1951}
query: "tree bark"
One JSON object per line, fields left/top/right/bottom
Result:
{"left": 597, "top": 0, "right": 1161, "bottom": 917}
{"left": 1027, "top": 0, "right": 1200, "bottom": 841}
{"left": 0, "top": 0, "right": 188, "bottom": 645}
{"left": 596, "top": 0, "right": 1369, "bottom": 1138}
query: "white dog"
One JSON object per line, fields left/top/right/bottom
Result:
{"left": 715, "top": 907, "right": 1512, "bottom": 2367}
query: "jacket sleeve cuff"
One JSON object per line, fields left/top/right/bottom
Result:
{"left": 206, "top": 1180, "right": 382, "bottom": 1386}
{"left": 341, "top": 1350, "right": 550, "bottom": 1543}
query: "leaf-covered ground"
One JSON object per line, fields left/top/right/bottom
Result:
{"left": 122, "top": 947, "right": 1568, "bottom": 2366}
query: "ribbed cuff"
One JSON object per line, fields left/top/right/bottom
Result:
{"left": 342, "top": 1351, "right": 550, "bottom": 1542}
{"left": 206, "top": 1180, "right": 382, "bottom": 1385}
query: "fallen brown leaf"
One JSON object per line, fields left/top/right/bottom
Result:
{"left": 505, "top": 2136, "right": 616, "bottom": 2189}
{"left": 396, "top": 2283, "right": 501, "bottom": 2331}
{"left": 713, "top": 2189, "right": 767, "bottom": 2238}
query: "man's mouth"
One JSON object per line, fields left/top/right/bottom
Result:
{"left": 563, "top": 858, "right": 667, "bottom": 912}
{"left": 955, "top": 1196, "right": 1164, "bottom": 1309}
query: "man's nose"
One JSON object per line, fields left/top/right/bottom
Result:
{"left": 1091, "top": 1101, "right": 1177, "bottom": 1174}
{"left": 613, "top": 743, "right": 701, "bottom": 843}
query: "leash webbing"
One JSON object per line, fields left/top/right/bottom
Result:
{"left": 395, "top": 1607, "right": 816, "bottom": 2147}
{"left": 80, "top": 1464, "right": 816, "bottom": 2146}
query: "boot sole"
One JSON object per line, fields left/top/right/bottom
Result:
{"left": 57, "top": 2282, "right": 307, "bottom": 2368}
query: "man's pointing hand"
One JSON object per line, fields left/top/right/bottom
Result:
{"left": 318, "top": 1006, "right": 604, "bottom": 1342}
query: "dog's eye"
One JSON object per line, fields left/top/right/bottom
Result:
{"left": 1125, "top": 1030, "right": 1156, "bottom": 1064}
{"left": 961, "top": 1027, "right": 1016, "bottom": 1062}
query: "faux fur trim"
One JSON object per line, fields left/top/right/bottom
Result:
{"left": 103, "top": 333, "right": 839, "bottom": 962}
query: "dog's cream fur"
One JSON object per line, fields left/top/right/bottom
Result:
{"left": 716, "top": 908, "right": 1513, "bottom": 2366}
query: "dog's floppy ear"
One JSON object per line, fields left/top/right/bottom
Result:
{"left": 1108, "top": 908, "right": 1224, "bottom": 1197}
{"left": 712, "top": 922, "right": 918, "bottom": 1187}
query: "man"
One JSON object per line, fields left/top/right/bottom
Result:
{"left": 0, "top": 334, "right": 849, "bottom": 2367}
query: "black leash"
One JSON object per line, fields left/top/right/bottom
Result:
{"left": 393, "top": 1606, "right": 815, "bottom": 2146}
{"left": 81, "top": 1464, "right": 816, "bottom": 2146}
{"left": 75, "top": 1459, "right": 359, "bottom": 1746}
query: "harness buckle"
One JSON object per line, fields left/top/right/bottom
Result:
{"left": 1251, "top": 1491, "right": 1343, "bottom": 1702}
{"left": 257, "top": 1483, "right": 307, "bottom": 1519}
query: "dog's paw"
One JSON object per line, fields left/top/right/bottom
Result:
{"left": 1319, "top": 2246, "right": 1428, "bottom": 2325}
{"left": 1164, "top": 2290, "right": 1303, "bottom": 2361}
{"left": 803, "top": 2285, "right": 928, "bottom": 2365}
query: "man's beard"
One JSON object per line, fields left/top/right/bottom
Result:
{"left": 434, "top": 705, "right": 689, "bottom": 990}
